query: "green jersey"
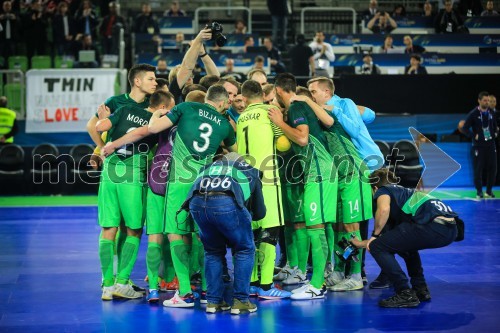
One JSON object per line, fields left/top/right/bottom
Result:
{"left": 95, "top": 93, "right": 150, "bottom": 117}
{"left": 325, "top": 112, "right": 370, "bottom": 181}
{"left": 236, "top": 103, "right": 283, "bottom": 185}
{"left": 287, "top": 101, "right": 334, "bottom": 183}
{"left": 166, "top": 102, "right": 236, "bottom": 183}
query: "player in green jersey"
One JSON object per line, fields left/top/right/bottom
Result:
{"left": 268, "top": 73, "right": 337, "bottom": 300}
{"left": 236, "top": 80, "right": 291, "bottom": 299}
{"left": 95, "top": 91, "right": 171, "bottom": 301}
{"left": 103, "top": 85, "right": 237, "bottom": 307}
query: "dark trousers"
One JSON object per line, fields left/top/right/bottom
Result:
{"left": 370, "top": 221, "right": 457, "bottom": 292}
{"left": 472, "top": 145, "right": 497, "bottom": 194}
{"left": 189, "top": 195, "right": 255, "bottom": 304}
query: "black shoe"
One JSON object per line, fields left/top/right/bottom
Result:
{"left": 477, "top": 192, "right": 484, "bottom": 199}
{"left": 379, "top": 289, "right": 420, "bottom": 308}
{"left": 485, "top": 192, "right": 496, "bottom": 199}
{"left": 369, "top": 273, "right": 392, "bottom": 289}
{"left": 413, "top": 285, "right": 431, "bottom": 302}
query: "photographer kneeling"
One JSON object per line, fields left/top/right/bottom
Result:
{"left": 351, "top": 169, "right": 460, "bottom": 308}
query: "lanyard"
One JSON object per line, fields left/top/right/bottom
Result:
{"left": 478, "top": 108, "right": 491, "bottom": 128}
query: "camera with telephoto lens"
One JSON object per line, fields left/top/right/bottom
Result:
{"left": 209, "top": 21, "right": 227, "bottom": 47}
{"left": 335, "top": 234, "right": 360, "bottom": 262}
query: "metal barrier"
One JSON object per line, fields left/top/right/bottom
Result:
{"left": 194, "top": 6, "right": 252, "bottom": 33}
{"left": 0, "top": 70, "right": 25, "bottom": 119}
{"left": 300, "top": 7, "right": 357, "bottom": 34}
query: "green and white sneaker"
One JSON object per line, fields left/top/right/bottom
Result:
{"left": 101, "top": 286, "right": 114, "bottom": 301}
{"left": 230, "top": 299, "right": 257, "bottom": 315}
{"left": 330, "top": 277, "right": 364, "bottom": 291}
{"left": 282, "top": 268, "right": 308, "bottom": 285}
{"left": 273, "top": 264, "right": 292, "bottom": 281}
{"left": 112, "top": 283, "right": 144, "bottom": 299}
{"left": 325, "top": 271, "right": 344, "bottom": 290}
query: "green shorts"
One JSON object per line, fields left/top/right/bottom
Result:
{"left": 303, "top": 179, "right": 337, "bottom": 227}
{"left": 98, "top": 180, "right": 146, "bottom": 230}
{"left": 164, "top": 182, "right": 195, "bottom": 235}
{"left": 146, "top": 187, "right": 165, "bottom": 235}
{"left": 253, "top": 185, "right": 284, "bottom": 229}
{"left": 336, "top": 176, "right": 373, "bottom": 224}
{"left": 282, "top": 183, "right": 305, "bottom": 223}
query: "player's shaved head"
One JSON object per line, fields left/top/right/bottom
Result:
{"left": 186, "top": 90, "right": 206, "bottom": 103}
{"left": 241, "top": 80, "right": 263, "bottom": 101}
{"left": 206, "top": 85, "right": 229, "bottom": 103}
{"left": 274, "top": 73, "right": 297, "bottom": 93}
{"left": 149, "top": 91, "right": 174, "bottom": 108}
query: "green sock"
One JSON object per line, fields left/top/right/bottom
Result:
{"left": 250, "top": 251, "right": 259, "bottom": 283}
{"left": 99, "top": 238, "right": 115, "bottom": 287}
{"left": 284, "top": 226, "right": 298, "bottom": 267}
{"left": 116, "top": 236, "right": 140, "bottom": 285}
{"left": 307, "top": 228, "right": 328, "bottom": 289}
{"left": 325, "top": 224, "right": 334, "bottom": 265}
{"left": 259, "top": 242, "right": 276, "bottom": 285}
{"left": 115, "top": 227, "right": 127, "bottom": 268}
{"left": 162, "top": 238, "right": 175, "bottom": 282}
{"left": 190, "top": 234, "right": 202, "bottom": 276}
{"left": 334, "top": 230, "right": 345, "bottom": 273}
{"left": 147, "top": 242, "right": 162, "bottom": 290}
{"left": 349, "top": 230, "right": 363, "bottom": 275}
{"left": 170, "top": 239, "right": 192, "bottom": 295}
{"left": 295, "top": 227, "right": 310, "bottom": 272}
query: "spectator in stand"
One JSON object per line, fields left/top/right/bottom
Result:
{"left": 250, "top": 56, "right": 265, "bottom": 73}
{"left": 358, "top": 54, "right": 381, "bottom": 75}
{"left": 363, "top": 0, "right": 379, "bottom": 20}
{"left": 53, "top": 1, "right": 76, "bottom": 56}
{"left": 435, "top": 0, "right": 467, "bottom": 33}
{"left": 175, "top": 31, "right": 188, "bottom": 53}
{"left": 23, "top": 1, "right": 47, "bottom": 63}
{"left": 221, "top": 58, "right": 245, "bottom": 82}
{"left": 247, "top": 68, "right": 267, "bottom": 86}
{"left": 134, "top": 2, "right": 159, "bottom": 34}
{"left": 403, "top": 35, "right": 426, "bottom": 54}
{"left": 289, "top": 34, "right": 314, "bottom": 77}
{"left": 379, "top": 35, "right": 394, "bottom": 53}
{"left": 263, "top": 37, "right": 286, "bottom": 73}
{"left": 241, "top": 35, "right": 254, "bottom": 53}
{"left": 164, "top": 1, "right": 186, "bottom": 17}
{"left": 459, "top": 0, "right": 483, "bottom": 16}
{"left": 423, "top": 1, "right": 434, "bottom": 17}
{"left": 367, "top": 11, "right": 397, "bottom": 34}
{"left": 309, "top": 31, "right": 335, "bottom": 78}
{"left": 73, "top": 34, "right": 100, "bottom": 68}
{"left": 232, "top": 19, "right": 247, "bottom": 34}
{"left": 481, "top": 1, "right": 499, "bottom": 15}
{"left": 0, "top": 1, "right": 21, "bottom": 63}
{"left": 156, "top": 59, "right": 169, "bottom": 76}
{"left": 267, "top": 0, "right": 288, "bottom": 48}
{"left": 75, "top": 0, "right": 98, "bottom": 39}
{"left": 392, "top": 4, "right": 407, "bottom": 18}
{"left": 405, "top": 54, "right": 428, "bottom": 75}
{"left": 99, "top": 2, "right": 125, "bottom": 55}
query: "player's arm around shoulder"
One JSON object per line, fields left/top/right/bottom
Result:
{"left": 268, "top": 105, "right": 309, "bottom": 146}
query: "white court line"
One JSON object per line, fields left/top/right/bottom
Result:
{"left": 437, "top": 190, "right": 481, "bottom": 202}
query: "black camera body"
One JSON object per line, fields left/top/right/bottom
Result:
{"left": 335, "top": 235, "right": 360, "bottom": 262}
{"left": 209, "top": 21, "right": 227, "bottom": 47}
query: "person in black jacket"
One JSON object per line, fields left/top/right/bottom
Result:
{"left": 405, "top": 54, "right": 428, "bottom": 75}
{"left": 53, "top": 2, "right": 77, "bottom": 56}
{"left": 435, "top": 0, "right": 466, "bottom": 33}
{"left": 288, "top": 34, "right": 315, "bottom": 77}
{"left": 99, "top": 1, "right": 126, "bottom": 55}
{"left": 23, "top": 1, "right": 47, "bottom": 64}
{"left": 0, "top": 1, "right": 21, "bottom": 63}
{"left": 460, "top": 91, "right": 498, "bottom": 198}
{"left": 267, "top": 0, "right": 289, "bottom": 48}
{"left": 133, "top": 2, "right": 159, "bottom": 34}
{"left": 184, "top": 153, "right": 266, "bottom": 314}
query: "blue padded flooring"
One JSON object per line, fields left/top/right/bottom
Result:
{"left": 0, "top": 198, "right": 499, "bottom": 333}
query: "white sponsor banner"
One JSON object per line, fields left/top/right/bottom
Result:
{"left": 26, "top": 69, "right": 119, "bottom": 133}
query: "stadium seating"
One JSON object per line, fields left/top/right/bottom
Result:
{"left": 31, "top": 56, "right": 52, "bottom": 69}
{"left": 30, "top": 143, "right": 60, "bottom": 194}
{"left": 54, "top": 56, "right": 74, "bottom": 69}
{"left": 0, "top": 144, "right": 25, "bottom": 194}
{"left": 392, "top": 139, "right": 423, "bottom": 188}
{"left": 3, "top": 83, "right": 22, "bottom": 113}
{"left": 8, "top": 56, "right": 28, "bottom": 72}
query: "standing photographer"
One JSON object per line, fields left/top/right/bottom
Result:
{"left": 351, "top": 169, "right": 459, "bottom": 308}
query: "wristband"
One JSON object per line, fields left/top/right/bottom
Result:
{"left": 200, "top": 53, "right": 208, "bottom": 58}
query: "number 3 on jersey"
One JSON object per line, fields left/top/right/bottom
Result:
{"left": 193, "top": 123, "right": 213, "bottom": 153}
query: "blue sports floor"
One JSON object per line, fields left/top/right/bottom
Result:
{"left": 0, "top": 195, "right": 499, "bottom": 332}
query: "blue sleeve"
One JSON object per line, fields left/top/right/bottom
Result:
{"left": 332, "top": 99, "right": 361, "bottom": 139}
{"left": 373, "top": 186, "right": 391, "bottom": 201}
{"left": 249, "top": 170, "right": 266, "bottom": 221}
{"left": 361, "top": 107, "right": 376, "bottom": 124}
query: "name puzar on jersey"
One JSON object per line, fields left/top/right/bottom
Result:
{"left": 199, "top": 109, "right": 221, "bottom": 125}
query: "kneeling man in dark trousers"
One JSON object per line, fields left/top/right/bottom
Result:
{"left": 351, "top": 168, "right": 459, "bottom": 308}
{"left": 182, "top": 152, "right": 266, "bottom": 314}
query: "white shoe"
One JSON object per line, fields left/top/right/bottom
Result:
{"left": 325, "top": 271, "right": 344, "bottom": 289}
{"left": 112, "top": 283, "right": 143, "bottom": 299}
{"left": 163, "top": 290, "right": 196, "bottom": 308}
{"left": 273, "top": 264, "right": 292, "bottom": 281}
{"left": 330, "top": 277, "right": 364, "bottom": 292}
{"left": 283, "top": 268, "right": 309, "bottom": 285}
{"left": 101, "top": 286, "right": 114, "bottom": 301}
{"left": 324, "top": 262, "right": 334, "bottom": 278}
{"left": 290, "top": 284, "right": 326, "bottom": 300}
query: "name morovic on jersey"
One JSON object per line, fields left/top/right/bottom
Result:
{"left": 126, "top": 113, "right": 149, "bottom": 126}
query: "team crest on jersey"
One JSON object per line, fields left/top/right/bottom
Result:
{"left": 294, "top": 117, "right": 305, "bottom": 124}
